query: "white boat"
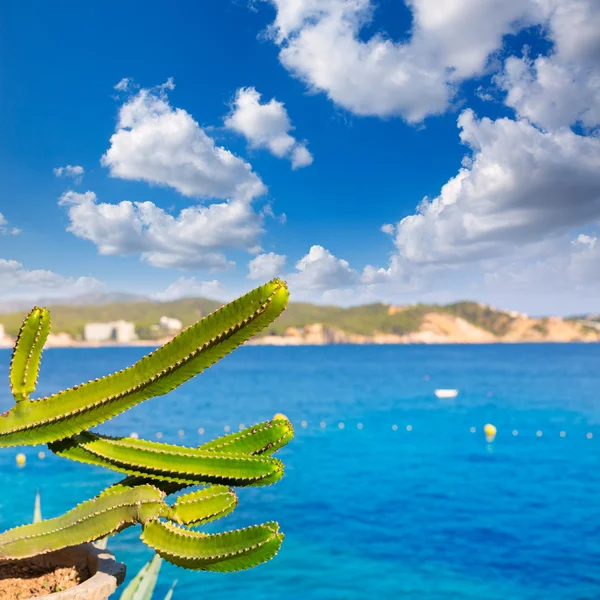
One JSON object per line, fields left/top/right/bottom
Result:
{"left": 434, "top": 389, "right": 459, "bottom": 399}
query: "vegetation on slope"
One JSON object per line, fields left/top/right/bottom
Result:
{"left": 443, "top": 302, "right": 517, "bottom": 336}
{"left": 0, "top": 297, "right": 531, "bottom": 340}
{"left": 0, "top": 298, "right": 222, "bottom": 338}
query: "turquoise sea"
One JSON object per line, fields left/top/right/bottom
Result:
{"left": 1, "top": 344, "right": 600, "bottom": 599}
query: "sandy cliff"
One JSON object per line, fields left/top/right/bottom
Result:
{"left": 247, "top": 314, "right": 599, "bottom": 345}
{"left": 0, "top": 305, "right": 597, "bottom": 348}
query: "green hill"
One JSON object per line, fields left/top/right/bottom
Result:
{"left": 0, "top": 297, "right": 222, "bottom": 339}
{"left": 0, "top": 297, "right": 525, "bottom": 340}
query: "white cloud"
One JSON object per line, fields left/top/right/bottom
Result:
{"left": 153, "top": 277, "right": 226, "bottom": 301}
{"left": 287, "top": 245, "right": 359, "bottom": 291}
{"left": 573, "top": 233, "right": 597, "bottom": 249}
{"left": 0, "top": 213, "right": 20, "bottom": 236}
{"left": 0, "top": 259, "right": 103, "bottom": 301}
{"left": 248, "top": 2, "right": 600, "bottom": 313}
{"left": 101, "top": 81, "right": 266, "bottom": 201}
{"left": 114, "top": 78, "right": 131, "bottom": 92}
{"left": 495, "top": 1, "right": 600, "bottom": 130}
{"left": 388, "top": 110, "right": 600, "bottom": 265}
{"left": 484, "top": 232, "right": 600, "bottom": 294}
{"left": 247, "top": 252, "right": 286, "bottom": 280}
{"left": 224, "top": 87, "right": 313, "bottom": 168}
{"left": 290, "top": 144, "right": 313, "bottom": 169}
{"left": 59, "top": 190, "right": 265, "bottom": 270}
{"left": 262, "top": 0, "right": 543, "bottom": 121}
{"left": 53, "top": 165, "right": 84, "bottom": 183}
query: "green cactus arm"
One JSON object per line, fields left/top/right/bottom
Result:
{"left": 0, "top": 484, "right": 165, "bottom": 560}
{"left": 199, "top": 417, "right": 294, "bottom": 456}
{"left": 9, "top": 307, "right": 50, "bottom": 402}
{"left": 167, "top": 486, "right": 238, "bottom": 526}
{"left": 140, "top": 520, "right": 284, "bottom": 572}
{"left": 0, "top": 279, "right": 289, "bottom": 447}
{"left": 112, "top": 418, "right": 294, "bottom": 495}
{"left": 201, "top": 532, "right": 284, "bottom": 573}
{"left": 50, "top": 432, "right": 284, "bottom": 486}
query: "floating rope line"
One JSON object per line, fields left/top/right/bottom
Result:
{"left": 9, "top": 423, "right": 597, "bottom": 467}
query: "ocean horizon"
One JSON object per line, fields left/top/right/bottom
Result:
{"left": 1, "top": 344, "right": 599, "bottom": 599}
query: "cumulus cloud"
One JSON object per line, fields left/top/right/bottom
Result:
{"left": 250, "top": 2, "right": 600, "bottom": 312}
{"left": 260, "top": 0, "right": 545, "bottom": 121}
{"left": 287, "top": 245, "right": 358, "bottom": 291}
{"left": 53, "top": 165, "right": 84, "bottom": 183}
{"left": 247, "top": 252, "right": 286, "bottom": 279}
{"left": 101, "top": 81, "right": 266, "bottom": 201}
{"left": 388, "top": 110, "right": 600, "bottom": 265}
{"left": 0, "top": 259, "right": 103, "bottom": 301}
{"left": 0, "top": 213, "right": 21, "bottom": 236}
{"left": 153, "top": 277, "right": 226, "bottom": 301}
{"left": 59, "top": 190, "right": 265, "bottom": 270}
{"left": 495, "top": 1, "right": 600, "bottom": 130}
{"left": 224, "top": 87, "right": 313, "bottom": 168}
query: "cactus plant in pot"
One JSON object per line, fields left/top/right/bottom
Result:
{"left": 0, "top": 279, "right": 293, "bottom": 599}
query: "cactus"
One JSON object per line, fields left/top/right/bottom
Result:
{"left": 0, "top": 279, "right": 293, "bottom": 576}
{"left": 0, "top": 279, "right": 288, "bottom": 447}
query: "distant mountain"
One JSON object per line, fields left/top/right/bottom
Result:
{"left": 568, "top": 313, "right": 600, "bottom": 322}
{"left": 37, "top": 292, "right": 155, "bottom": 307}
{"left": 0, "top": 292, "right": 154, "bottom": 313}
{"left": 0, "top": 296, "right": 597, "bottom": 344}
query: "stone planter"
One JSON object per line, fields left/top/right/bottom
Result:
{"left": 30, "top": 544, "right": 126, "bottom": 600}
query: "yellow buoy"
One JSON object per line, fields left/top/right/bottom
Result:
{"left": 16, "top": 453, "right": 26, "bottom": 467}
{"left": 273, "top": 413, "right": 289, "bottom": 421}
{"left": 484, "top": 423, "right": 497, "bottom": 442}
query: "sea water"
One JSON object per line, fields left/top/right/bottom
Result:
{"left": 1, "top": 344, "right": 599, "bottom": 599}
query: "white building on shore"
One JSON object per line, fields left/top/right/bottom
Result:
{"left": 159, "top": 316, "right": 183, "bottom": 333}
{"left": 84, "top": 320, "right": 137, "bottom": 343}
{"left": 0, "top": 323, "right": 10, "bottom": 348}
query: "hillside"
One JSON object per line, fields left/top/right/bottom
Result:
{"left": 0, "top": 297, "right": 597, "bottom": 345}
{"left": 0, "top": 297, "right": 222, "bottom": 339}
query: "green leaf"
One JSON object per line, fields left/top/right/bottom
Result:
{"left": 33, "top": 490, "right": 42, "bottom": 524}
{"left": 0, "top": 279, "right": 289, "bottom": 447}
{"left": 119, "top": 554, "right": 162, "bottom": 600}
{"left": 163, "top": 580, "right": 177, "bottom": 600}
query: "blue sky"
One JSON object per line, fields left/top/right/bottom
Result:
{"left": 0, "top": 0, "right": 599, "bottom": 315}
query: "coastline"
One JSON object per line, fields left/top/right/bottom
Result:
{"left": 0, "top": 337, "right": 598, "bottom": 349}
{"left": 1, "top": 317, "right": 598, "bottom": 349}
